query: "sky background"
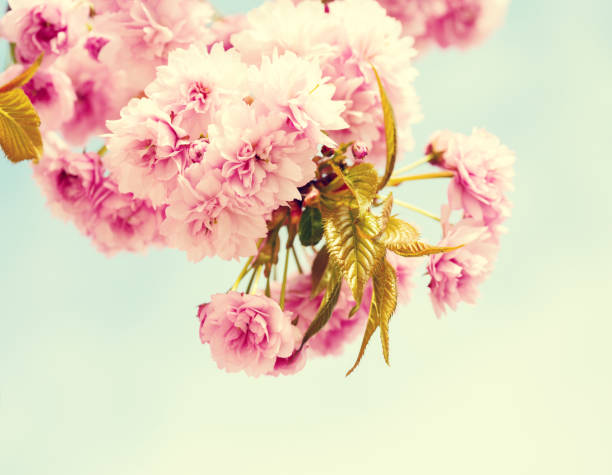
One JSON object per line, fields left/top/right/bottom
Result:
{"left": 1, "top": 0, "right": 611, "bottom": 474}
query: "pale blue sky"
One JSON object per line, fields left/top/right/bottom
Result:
{"left": 1, "top": 1, "right": 611, "bottom": 474}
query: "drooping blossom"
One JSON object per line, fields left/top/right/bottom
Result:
{"left": 232, "top": 0, "right": 422, "bottom": 167}
{"left": 0, "top": 0, "right": 89, "bottom": 64}
{"left": 104, "top": 98, "right": 186, "bottom": 207}
{"left": 91, "top": 0, "right": 215, "bottom": 92}
{"left": 160, "top": 164, "right": 268, "bottom": 261}
{"left": 55, "top": 47, "right": 131, "bottom": 146}
{"left": 198, "top": 292, "right": 300, "bottom": 377}
{"left": 428, "top": 128, "right": 515, "bottom": 236}
{"left": 0, "top": 64, "right": 75, "bottom": 130}
{"left": 87, "top": 180, "right": 165, "bottom": 255}
{"left": 144, "top": 43, "right": 249, "bottom": 138}
{"left": 427, "top": 208, "right": 499, "bottom": 317}
{"left": 33, "top": 133, "right": 164, "bottom": 255}
{"left": 32, "top": 132, "right": 104, "bottom": 227}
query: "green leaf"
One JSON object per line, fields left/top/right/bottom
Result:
{"left": 372, "top": 65, "right": 397, "bottom": 191}
{"left": 346, "top": 292, "right": 378, "bottom": 376}
{"left": 373, "top": 193, "right": 394, "bottom": 238}
{"left": 0, "top": 54, "right": 43, "bottom": 94}
{"left": 345, "top": 259, "right": 398, "bottom": 376}
{"left": 379, "top": 217, "right": 460, "bottom": 257}
{"left": 375, "top": 259, "right": 398, "bottom": 365}
{"left": 299, "top": 206, "right": 324, "bottom": 246}
{"left": 310, "top": 245, "right": 329, "bottom": 298}
{"left": 327, "top": 162, "right": 379, "bottom": 217}
{"left": 300, "top": 263, "right": 342, "bottom": 349}
{"left": 322, "top": 205, "right": 386, "bottom": 307}
{"left": 0, "top": 88, "right": 43, "bottom": 163}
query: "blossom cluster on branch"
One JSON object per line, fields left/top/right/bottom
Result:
{"left": 0, "top": 0, "right": 514, "bottom": 377}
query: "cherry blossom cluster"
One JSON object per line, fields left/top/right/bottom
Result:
{"left": 1, "top": 0, "right": 514, "bottom": 377}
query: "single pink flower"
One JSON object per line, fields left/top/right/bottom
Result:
{"left": 91, "top": 0, "right": 215, "bottom": 93}
{"left": 198, "top": 292, "right": 300, "bottom": 377}
{"left": 0, "top": 0, "right": 89, "bottom": 64}
{"left": 87, "top": 180, "right": 165, "bottom": 256}
{"left": 248, "top": 50, "right": 348, "bottom": 147}
{"left": 160, "top": 164, "right": 268, "bottom": 262}
{"left": 55, "top": 47, "right": 132, "bottom": 146}
{"left": 421, "top": 0, "right": 509, "bottom": 50}
{"left": 206, "top": 101, "right": 318, "bottom": 215}
{"left": 0, "top": 64, "right": 75, "bottom": 131}
{"left": 429, "top": 128, "right": 515, "bottom": 234}
{"left": 32, "top": 132, "right": 104, "bottom": 227}
{"left": 427, "top": 212, "right": 499, "bottom": 317}
{"left": 144, "top": 43, "right": 249, "bottom": 137}
{"left": 105, "top": 98, "right": 187, "bottom": 207}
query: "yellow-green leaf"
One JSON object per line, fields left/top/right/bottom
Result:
{"left": 327, "top": 162, "right": 379, "bottom": 216}
{"left": 375, "top": 259, "right": 398, "bottom": 365}
{"left": 300, "top": 262, "right": 342, "bottom": 349}
{"left": 345, "top": 258, "right": 398, "bottom": 375}
{"left": 346, "top": 292, "right": 378, "bottom": 376}
{"left": 0, "top": 54, "right": 43, "bottom": 94}
{"left": 372, "top": 65, "right": 397, "bottom": 191}
{"left": 0, "top": 88, "right": 43, "bottom": 163}
{"left": 373, "top": 193, "right": 394, "bottom": 238}
{"left": 323, "top": 205, "right": 386, "bottom": 307}
{"left": 310, "top": 245, "right": 330, "bottom": 298}
{"left": 379, "top": 217, "right": 460, "bottom": 257}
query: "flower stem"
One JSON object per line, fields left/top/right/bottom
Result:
{"left": 391, "top": 197, "right": 441, "bottom": 222}
{"left": 249, "top": 266, "right": 263, "bottom": 295}
{"left": 392, "top": 153, "right": 436, "bottom": 176}
{"left": 292, "top": 246, "right": 304, "bottom": 274}
{"left": 231, "top": 256, "right": 254, "bottom": 291}
{"left": 279, "top": 247, "right": 291, "bottom": 310}
{"left": 387, "top": 171, "right": 454, "bottom": 186}
{"left": 245, "top": 266, "right": 260, "bottom": 294}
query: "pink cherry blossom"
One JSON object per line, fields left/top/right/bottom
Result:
{"left": 160, "top": 164, "right": 268, "bottom": 261}
{"left": 55, "top": 47, "right": 131, "bottom": 146}
{"left": 104, "top": 98, "right": 187, "bottom": 207}
{"left": 206, "top": 101, "right": 318, "bottom": 214}
{"left": 32, "top": 132, "right": 104, "bottom": 227}
{"left": 91, "top": 0, "right": 215, "bottom": 92}
{"left": 421, "top": 0, "right": 509, "bottom": 50}
{"left": 0, "top": 64, "right": 75, "bottom": 131}
{"left": 375, "top": 0, "right": 509, "bottom": 52}
{"left": 198, "top": 292, "right": 300, "bottom": 377}
{"left": 428, "top": 128, "right": 515, "bottom": 234}
{"left": 87, "top": 180, "right": 165, "bottom": 256}
{"left": 248, "top": 50, "right": 348, "bottom": 146}
{"left": 144, "top": 43, "right": 249, "bottom": 137}
{"left": 0, "top": 0, "right": 89, "bottom": 64}
{"left": 427, "top": 211, "right": 499, "bottom": 317}
{"left": 233, "top": 0, "right": 421, "bottom": 167}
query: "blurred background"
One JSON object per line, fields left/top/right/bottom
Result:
{"left": 1, "top": 0, "right": 611, "bottom": 474}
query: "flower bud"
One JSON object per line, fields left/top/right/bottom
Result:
{"left": 351, "top": 142, "right": 368, "bottom": 161}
